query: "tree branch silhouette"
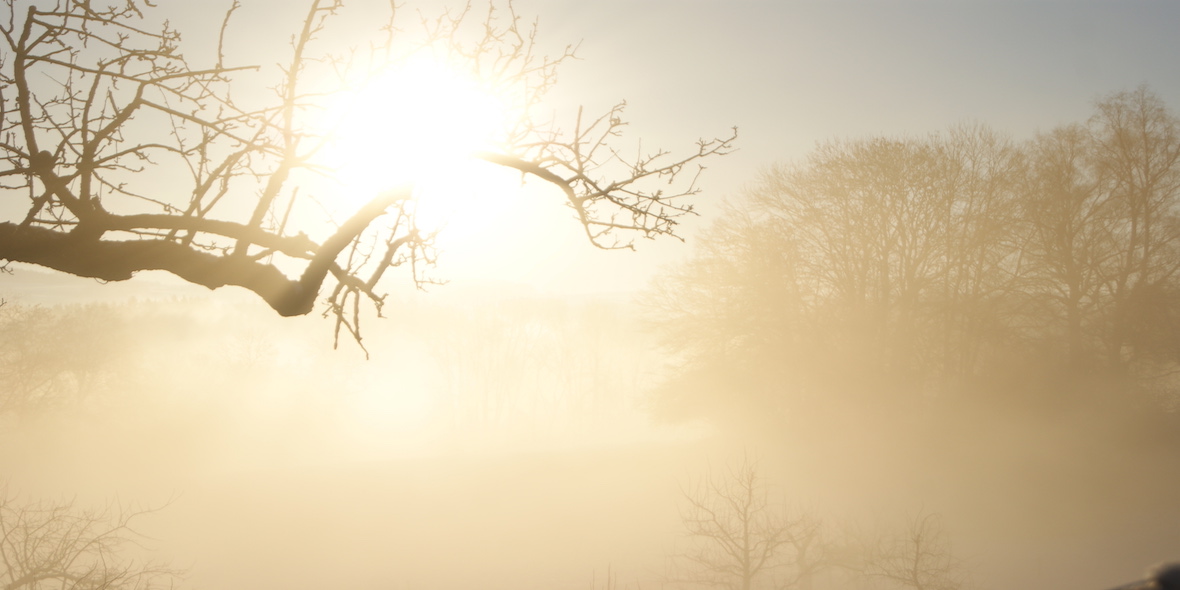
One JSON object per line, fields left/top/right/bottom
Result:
{"left": 0, "top": 0, "right": 735, "bottom": 346}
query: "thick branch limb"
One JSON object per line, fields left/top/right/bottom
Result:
{"left": 0, "top": 222, "right": 308, "bottom": 315}
{"left": 102, "top": 213, "right": 317, "bottom": 257}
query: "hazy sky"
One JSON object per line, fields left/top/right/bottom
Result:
{"left": 416, "top": 0, "right": 1180, "bottom": 294}
{"left": 14, "top": 0, "right": 1180, "bottom": 299}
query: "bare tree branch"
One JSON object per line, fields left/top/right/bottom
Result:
{"left": 0, "top": 0, "right": 734, "bottom": 345}
{"left": 0, "top": 487, "right": 179, "bottom": 590}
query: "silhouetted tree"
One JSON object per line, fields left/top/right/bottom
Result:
{"left": 669, "top": 457, "right": 826, "bottom": 590}
{"left": 645, "top": 126, "right": 1023, "bottom": 424}
{"left": 0, "top": 0, "right": 734, "bottom": 343}
{"left": 1016, "top": 86, "right": 1180, "bottom": 401}
{"left": 926, "top": 125, "right": 1026, "bottom": 390}
{"left": 1021, "top": 123, "right": 1116, "bottom": 370}
{"left": 862, "top": 512, "right": 966, "bottom": 590}
{"left": 646, "top": 88, "right": 1180, "bottom": 426}
{"left": 0, "top": 488, "right": 178, "bottom": 590}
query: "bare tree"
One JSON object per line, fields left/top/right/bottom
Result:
{"left": 0, "top": 0, "right": 735, "bottom": 345}
{"left": 1021, "top": 123, "right": 1117, "bottom": 370}
{"left": 0, "top": 488, "right": 178, "bottom": 590}
{"left": 644, "top": 127, "right": 1025, "bottom": 425}
{"left": 862, "top": 512, "right": 966, "bottom": 590}
{"left": 1086, "top": 86, "right": 1180, "bottom": 371}
{"left": 1020, "top": 87, "right": 1180, "bottom": 378}
{"left": 646, "top": 90, "right": 1180, "bottom": 426}
{"left": 670, "top": 456, "right": 825, "bottom": 590}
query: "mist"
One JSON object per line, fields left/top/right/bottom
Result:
{"left": 0, "top": 276, "right": 707, "bottom": 590}
{"left": 3, "top": 1, "right": 1180, "bottom": 590}
{"left": 4, "top": 258, "right": 1178, "bottom": 590}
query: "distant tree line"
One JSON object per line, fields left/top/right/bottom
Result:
{"left": 646, "top": 86, "right": 1180, "bottom": 428}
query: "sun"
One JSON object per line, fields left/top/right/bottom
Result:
{"left": 317, "top": 51, "right": 579, "bottom": 287}
{"left": 320, "top": 52, "right": 512, "bottom": 215}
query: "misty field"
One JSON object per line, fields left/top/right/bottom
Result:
{"left": 2, "top": 1, "right": 1180, "bottom": 589}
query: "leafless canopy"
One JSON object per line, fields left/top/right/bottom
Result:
{"left": 862, "top": 512, "right": 966, "bottom": 590}
{"left": 0, "top": 488, "right": 177, "bottom": 590}
{"left": 671, "top": 456, "right": 825, "bottom": 590}
{"left": 0, "top": 0, "right": 735, "bottom": 344}
{"left": 646, "top": 87, "right": 1180, "bottom": 423}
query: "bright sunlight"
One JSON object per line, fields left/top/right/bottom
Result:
{"left": 322, "top": 53, "right": 510, "bottom": 221}
{"left": 319, "top": 51, "right": 575, "bottom": 285}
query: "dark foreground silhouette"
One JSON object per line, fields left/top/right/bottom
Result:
{"left": 1110, "top": 563, "right": 1180, "bottom": 590}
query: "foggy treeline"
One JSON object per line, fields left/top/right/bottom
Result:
{"left": 0, "top": 291, "right": 677, "bottom": 589}
{"left": 0, "top": 292, "right": 659, "bottom": 449}
{"left": 639, "top": 86, "right": 1180, "bottom": 590}
{"left": 4, "top": 88, "right": 1180, "bottom": 590}
{"left": 647, "top": 86, "right": 1180, "bottom": 441}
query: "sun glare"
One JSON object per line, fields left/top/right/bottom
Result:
{"left": 322, "top": 53, "right": 510, "bottom": 210}
{"left": 318, "top": 52, "right": 576, "bottom": 286}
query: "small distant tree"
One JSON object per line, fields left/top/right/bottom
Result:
{"left": 861, "top": 512, "right": 966, "bottom": 590}
{"left": 0, "top": 488, "right": 179, "bottom": 590}
{"left": 669, "top": 456, "right": 826, "bottom": 590}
